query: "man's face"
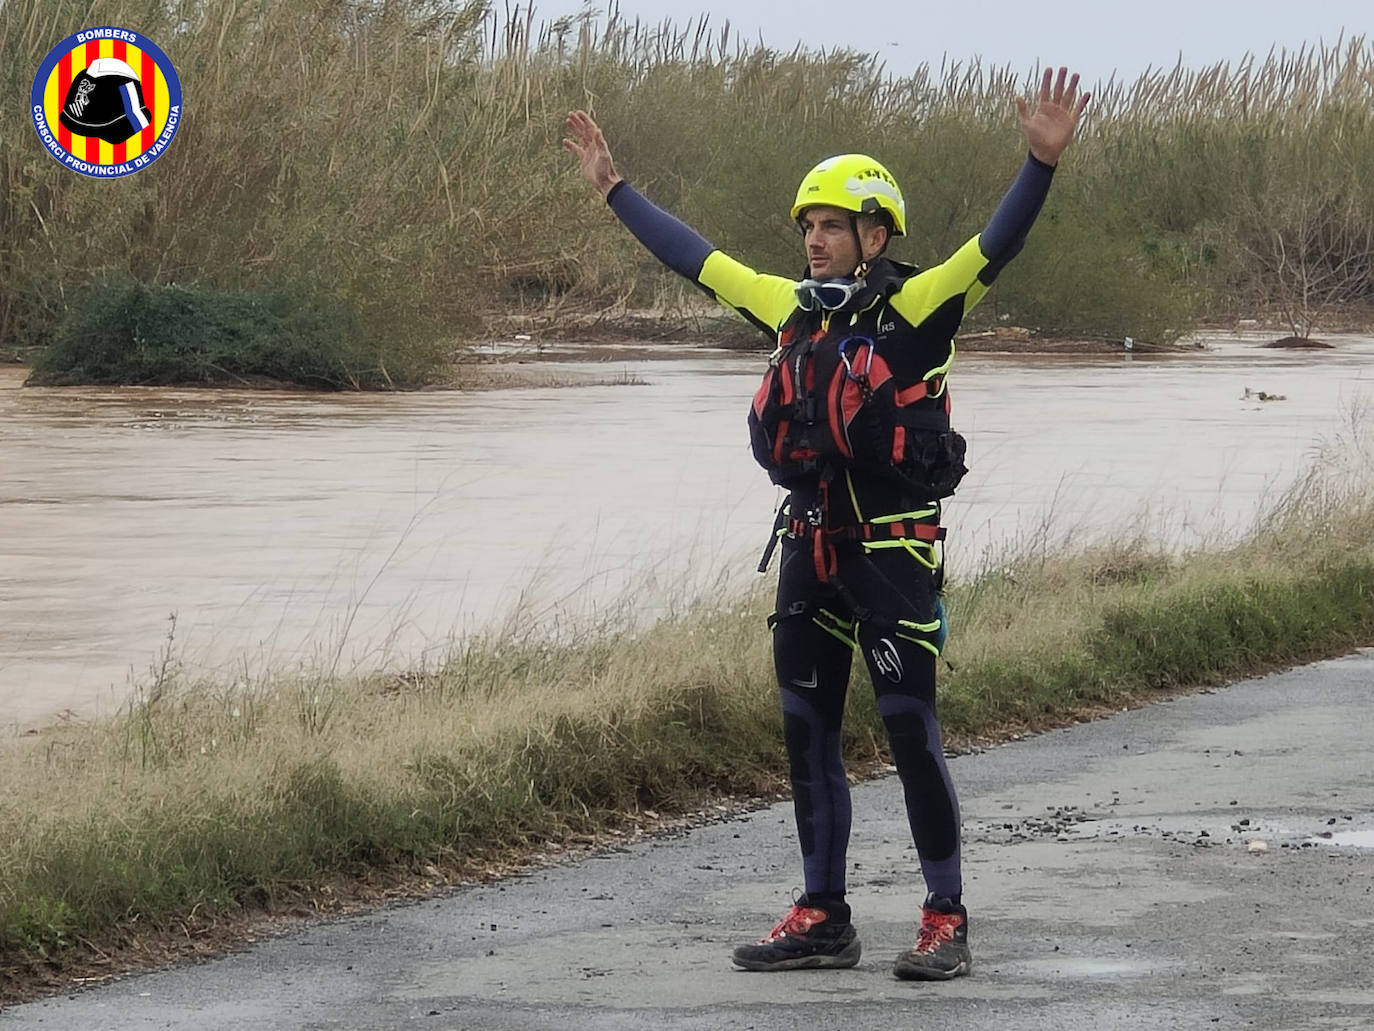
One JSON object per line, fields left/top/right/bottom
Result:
{"left": 799, "top": 205, "right": 862, "bottom": 280}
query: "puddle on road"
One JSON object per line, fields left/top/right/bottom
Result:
{"left": 1304, "top": 829, "right": 1374, "bottom": 849}
{"left": 1071, "top": 815, "right": 1374, "bottom": 852}
{"left": 974, "top": 807, "right": 1374, "bottom": 853}
{"left": 1244, "top": 815, "right": 1374, "bottom": 851}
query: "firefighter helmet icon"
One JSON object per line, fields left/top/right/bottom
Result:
{"left": 31, "top": 26, "right": 183, "bottom": 178}
{"left": 59, "top": 57, "right": 151, "bottom": 145}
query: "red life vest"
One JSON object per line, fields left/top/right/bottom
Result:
{"left": 747, "top": 266, "right": 968, "bottom": 499}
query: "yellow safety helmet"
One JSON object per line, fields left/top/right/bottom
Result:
{"left": 790, "top": 154, "right": 906, "bottom": 237}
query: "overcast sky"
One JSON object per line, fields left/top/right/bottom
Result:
{"left": 526, "top": 0, "right": 1369, "bottom": 87}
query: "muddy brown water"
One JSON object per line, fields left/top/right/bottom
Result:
{"left": 3, "top": 333, "right": 1371, "bottom": 730}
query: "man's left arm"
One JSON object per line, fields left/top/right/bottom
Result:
{"left": 978, "top": 65, "right": 1091, "bottom": 281}
{"left": 891, "top": 66, "right": 1089, "bottom": 326}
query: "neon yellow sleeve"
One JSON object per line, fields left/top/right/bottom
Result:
{"left": 697, "top": 251, "right": 798, "bottom": 333}
{"left": 887, "top": 235, "right": 993, "bottom": 327}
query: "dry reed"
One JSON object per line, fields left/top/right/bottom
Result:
{"left": 2, "top": 5, "right": 1371, "bottom": 374}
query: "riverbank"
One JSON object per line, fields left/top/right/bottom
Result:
{"left": 0, "top": 328, "right": 1191, "bottom": 397}
{"left": 11, "top": 306, "right": 1362, "bottom": 388}
{"left": 2, "top": 419, "right": 1371, "bottom": 1003}
{"left": 2, "top": 316, "right": 1201, "bottom": 381}
{"left": 473, "top": 305, "right": 1374, "bottom": 360}
{"left": 480, "top": 306, "right": 1211, "bottom": 356}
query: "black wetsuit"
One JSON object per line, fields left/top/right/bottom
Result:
{"left": 606, "top": 155, "right": 1054, "bottom": 904}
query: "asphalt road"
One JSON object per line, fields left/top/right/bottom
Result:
{"left": 5, "top": 651, "right": 1373, "bottom": 1030}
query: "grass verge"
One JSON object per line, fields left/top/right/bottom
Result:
{"left": 1, "top": 430, "right": 1372, "bottom": 1001}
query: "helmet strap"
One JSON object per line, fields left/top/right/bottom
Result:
{"left": 848, "top": 215, "right": 864, "bottom": 260}
{"left": 851, "top": 214, "right": 890, "bottom": 263}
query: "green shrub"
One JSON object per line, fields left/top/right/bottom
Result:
{"left": 26, "top": 280, "right": 442, "bottom": 389}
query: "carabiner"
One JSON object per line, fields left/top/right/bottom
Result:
{"left": 837, "top": 335, "right": 875, "bottom": 382}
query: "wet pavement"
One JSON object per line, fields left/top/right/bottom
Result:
{"left": 5, "top": 649, "right": 1371, "bottom": 1030}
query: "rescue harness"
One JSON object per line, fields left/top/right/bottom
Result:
{"left": 749, "top": 260, "right": 965, "bottom": 586}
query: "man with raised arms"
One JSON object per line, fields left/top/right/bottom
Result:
{"left": 564, "top": 67, "right": 1088, "bottom": 980}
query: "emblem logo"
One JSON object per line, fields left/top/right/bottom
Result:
{"left": 870, "top": 638, "right": 904, "bottom": 684}
{"left": 31, "top": 26, "right": 182, "bottom": 179}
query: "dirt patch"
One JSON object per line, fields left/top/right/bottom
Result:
{"left": 476, "top": 316, "right": 1203, "bottom": 358}
{"left": 958, "top": 335, "right": 1161, "bottom": 355}
{"left": 484, "top": 309, "right": 763, "bottom": 350}
{"left": 445, "top": 362, "right": 649, "bottom": 390}
{"left": 1261, "top": 335, "right": 1335, "bottom": 349}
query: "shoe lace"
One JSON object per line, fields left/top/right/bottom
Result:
{"left": 763, "top": 904, "right": 826, "bottom": 942}
{"left": 913, "top": 909, "right": 962, "bottom": 954}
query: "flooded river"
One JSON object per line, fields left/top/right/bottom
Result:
{"left": 3, "top": 333, "right": 1371, "bottom": 730}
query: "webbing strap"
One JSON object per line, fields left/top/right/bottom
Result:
{"left": 756, "top": 501, "right": 791, "bottom": 573}
{"left": 787, "top": 518, "right": 944, "bottom": 544}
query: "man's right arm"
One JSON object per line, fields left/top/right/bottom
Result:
{"left": 564, "top": 110, "right": 795, "bottom": 334}
{"left": 606, "top": 182, "right": 796, "bottom": 337}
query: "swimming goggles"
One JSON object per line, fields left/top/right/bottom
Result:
{"left": 795, "top": 277, "right": 866, "bottom": 311}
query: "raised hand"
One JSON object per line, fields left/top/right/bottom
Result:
{"left": 563, "top": 110, "right": 623, "bottom": 198}
{"left": 1016, "top": 67, "right": 1090, "bottom": 167}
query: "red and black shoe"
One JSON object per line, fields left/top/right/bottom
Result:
{"left": 893, "top": 894, "right": 972, "bottom": 980}
{"left": 732, "top": 902, "right": 861, "bottom": 971}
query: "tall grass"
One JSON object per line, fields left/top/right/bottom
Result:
{"left": 2, "top": 418, "right": 1372, "bottom": 983}
{"left": 2, "top": 3, "right": 1372, "bottom": 383}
